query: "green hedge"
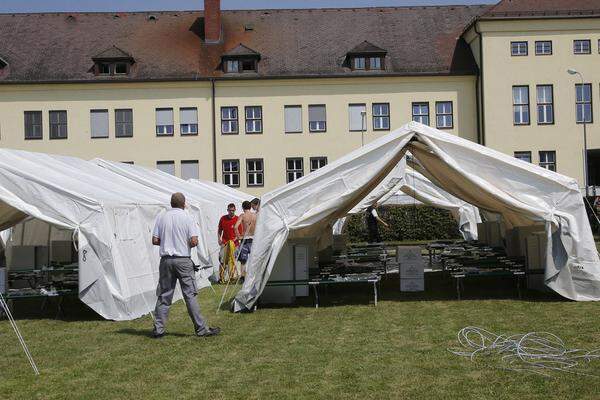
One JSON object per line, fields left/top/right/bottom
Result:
{"left": 345, "top": 205, "right": 461, "bottom": 242}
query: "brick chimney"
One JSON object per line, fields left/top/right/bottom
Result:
{"left": 204, "top": 0, "right": 222, "bottom": 44}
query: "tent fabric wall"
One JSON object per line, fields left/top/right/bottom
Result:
{"left": 0, "top": 149, "right": 211, "bottom": 320}
{"left": 234, "top": 122, "right": 600, "bottom": 311}
{"left": 93, "top": 159, "right": 251, "bottom": 277}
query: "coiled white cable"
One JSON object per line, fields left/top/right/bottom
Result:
{"left": 449, "top": 326, "right": 600, "bottom": 377}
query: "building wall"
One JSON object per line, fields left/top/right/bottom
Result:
{"left": 0, "top": 76, "right": 478, "bottom": 195}
{"left": 477, "top": 18, "right": 600, "bottom": 187}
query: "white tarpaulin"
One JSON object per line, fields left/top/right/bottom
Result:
{"left": 93, "top": 159, "right": 250, "bottom": 276}
{"left": 332, "top": 158, "right": 481, "bottom": 241}
{"left": 0, "top": 149, "right": 211, "bottom": 321}
{"left": 234, "top": 122, "right": 600, "bottom": 311}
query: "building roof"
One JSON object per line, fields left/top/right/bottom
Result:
{"left": 481, "top": 0, "right": 600, "bottom": 19}
{"left": 92, "top": 45, "right": 134, "bottom": 61}
{"left": 222, "top": 43, "right": 260, "bottom": 58}
{"left": 0, "top": 6, "right": 488, "bottom": 84}
{"left": 347, "top": 41, "right": 387, "bottom": 55}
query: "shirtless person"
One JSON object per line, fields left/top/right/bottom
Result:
{"left": 234, "top": 200, "right": 257, "bottom": 279}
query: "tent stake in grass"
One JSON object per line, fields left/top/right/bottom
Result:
{"left": 0, "top": 292, "right": 40, "bottom": 375}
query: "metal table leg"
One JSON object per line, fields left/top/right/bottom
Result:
{"left": 311, "top": 284, "right": 319, "bottom": 309}
{"left": 373, "top": 281, "right": 378, "bottom": 307}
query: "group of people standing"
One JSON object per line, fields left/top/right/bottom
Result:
{"left": 217, "top": 197, "right": 260, "bottom": 283}
{"left": 150, "top": 193, "right": 260, "bottom": 339}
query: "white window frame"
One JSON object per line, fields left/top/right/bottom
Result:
{"left": 246, "top": 158, "right": 264, "bottom": 187}
{"left": 514, "top": 151, "right": 532, "bottom": 163}
{"left": 539, "top": 151, "right": 556, "bottom": 172}
{"left": 286, "top": 158, "right": 304, "bottom": 183}
{"left": 155, "top": 108, "right": 174, "bottom": 136}
{"left": 512, "top": 86, "right": 530, "bottom": 125}
{"left": 372, "top": 103, "right": 390, "bottom": 131}
{"left": 180, "top": 107, "right": 198, "bottom": 135}
{"left": 535, "top": 41, "right": 552, "bottom": 56}
{"left": 536, "top": 85, "right": 554, "bottom": 125}
{"left": 576, "top": 83, "right": 593, "bottom": 123}
{"left": 245, "top": 106, "right": 263, "bottom": 134}
{"left": 353, "top": 57, "right": 365, "bottom": 70}
{"left": 412, "top": 102, "right": 429, "bottom": 126}
{"left": 222, "top": 159, "right": 240, "bottom": 187}
{"left": 310, "top": 157, "right": 327, "bottom": 172}
{"left": 435, "top": 101, "right": 453, "bottom": 129}
{"left": 308, "top": 105, "right": 326, "bottom": 132}
{"left": 511, "top": 41, "right": 528, "bottom": 56}
{"left": 221, "top": 106, "right": 239, "bottom": 134}
{"left": 574, "top": 40, "right": 591, "bottom": 55}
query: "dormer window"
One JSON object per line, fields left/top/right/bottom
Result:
{"left": 91, "top": 46, "right": 134, "bottom": 76}
{"left": 221, "top": 44, "right": 260, "bottom": 74}
{"left": 346, "top": 41, "right": 387, "bottom": 72}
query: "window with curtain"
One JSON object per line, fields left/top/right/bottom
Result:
{"left": 284, "top": 105, "right": 302, "bottom": 133}
{"left": 308, "top": 105, "right": 326, "bottom": 132}
{"left": 180, "top": 107, "right": 198, "bottom": 135}
{"left": 155, "top": 108, "right": 174, "bottom": 136}
{"left": 348, "top": 104, "right": 366, "bottom": 131}
{"left": 90, "top": 109, "right": 109, "bottom": 138}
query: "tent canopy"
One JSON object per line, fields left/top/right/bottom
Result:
{"left": 234, "top": 122, "right": 600, "bottom": 311}
{"left": 332, "top": 157, "right": 481, "bottom": 240}
{"left": 0, "top": 149, "right": 211, "bottom": 320}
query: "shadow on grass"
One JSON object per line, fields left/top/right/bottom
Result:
{"left": 116, "top": 328, "right": 189, "bottom": 338}
{"left": 2, "top": 296, "right": 103, "bottom": 321}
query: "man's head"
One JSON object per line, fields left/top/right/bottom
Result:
{"left": 227, "top": 203, "right": 236, "bottom": 217}
{"left": 251, "top": 198, "right": 260, "bottom": 211}
{"left": 242, "top": 200, "right": 251, "bottom": 211}
{"left": 171, "top": 192, "right": 186, "bottom": 209}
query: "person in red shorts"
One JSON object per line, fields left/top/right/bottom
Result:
{"left": 218, "top": 203, "right": 240, "bottom": 282}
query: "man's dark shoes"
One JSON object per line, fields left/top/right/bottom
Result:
{"left": 197, "top": 327, "right": 221, "bottom": 337}
{"left": 152, "top": 331, "right": 165, "bottom": 339}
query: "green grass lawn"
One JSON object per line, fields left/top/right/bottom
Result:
{"left": 1, "top": 274, "right": 600, "bottom": 400}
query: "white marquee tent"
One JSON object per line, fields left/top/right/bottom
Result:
{"left": 234, "top": 122, "right": 600, "bottom": 311}
{"left": 332, "top": 158, "right": 481, "bottom": 241}
{"left": 93, "top": 159, "right": 251, "bottom": 277}
{"left": 0, "top": 150, "right": 211, "bottom": 320}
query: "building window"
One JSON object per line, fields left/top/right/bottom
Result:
{"left": 310, "top": 157, "right": 327, "bottom": 172}
{"left": 435, "top": 101, "right": 453, "bottom": 129}
{"left": 308, "top": 105, "right": 326, "bottom": 132}
{"left": 221, "top": 107, "right": 238, "bottom": 134}
{"left": 536, "top": 85, "right": 554, "bottom": 125}
{"left": 284, "top": 105, "right": 302, "bottom": 133}
{"left": 511, "top": 41, "right": 528, "bottom": 56}
{"left": 114, "top": 63, "right": 128, "bottom": 74}
{"left": 514, "top": 151, "right": 532, "bottom": 163}
{"left": 49, "top": 110, "right": 68, "bottom": 139}
{"left": 246, "top": 159, "right": 264, "bottom": 187}
{"left": 353, "top": 57, "right": 366, "bottom": 70}
{"left": 412, "top": 102, "right": 429, "bottom": 126}
{"left": 576, "top": 84, "right": 593, "bottom": 123}
{"left": 24, "top": 111, "right": 42, "bottom": 140}
{"left": 181, "top": 160, "right": 199, "bottom": 180}
{"left": 115, "top": 109, "right": 133, "bottom": 137}
{"left": 535, "top": 41, "right": 552, "bottom": 56}
{"left": 180, "top": 107, "right": 198, "bottom": 135}
{"left": 245, "top": 106, "right": 263, "bottom": 134}
{"left": 372, "top": 103, "right": 390, "bottom": 130}
{"left": 90, "top": 109, "right": 109, "bottom": 138}
{"left": 224, "top": 58, "right": 257, "bottom": 73}
{"left": 369, "top": 57, "right": 382, "bottom": 70}
{"left": 222, "top": 160, "right": 240, "bottom": 187}
{"left": 574, "top": 40, "right": 591, "bottom": 54}
{"left": 286, "top": 158, "right": 304, "bottom": 183}
{"left": 98, "top": 63, "right": 110, "bottom": 74}
{"left": 225, "top": 60, "right": 239, "bottom": 73}
{"left": 155, "top": 108, "right": 174, "bottom": 136}
{"left": 512, "top": 86, "right": 530, "bottom": 125}
{"left": 348, "top": 104, "right": 367, "bottom": 132}
{"left": 156, "top": 161, "right": 175, "bottom": 176}
{"left": 539, "top": 151, "right": 556, "bottom": 172}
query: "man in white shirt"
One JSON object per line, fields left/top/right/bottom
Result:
{"left": 151, "top": 192, "right": 220, "bottom": 338}
{"left": 365, "top": 202, "right": 389, "bottom": 243}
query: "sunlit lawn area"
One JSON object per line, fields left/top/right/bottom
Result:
{"left": 1, "top": 273, "right": 600, "bottom": 400}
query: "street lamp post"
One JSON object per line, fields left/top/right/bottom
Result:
{"left": 568, "top": 68, "right": 589, "bottom": 196}
{"left": 361, "top": 110, "right": 367, "bottom": 147}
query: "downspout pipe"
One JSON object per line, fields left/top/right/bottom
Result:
{"left": 211, "top": 78, "right": 217, "bottom": 182}
{"left": 475, "top": 22, "right": 485, "bottom": 146}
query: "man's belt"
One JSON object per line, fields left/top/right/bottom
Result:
{"left": 161, "top": 255, "right": 191, "bottom": 259}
